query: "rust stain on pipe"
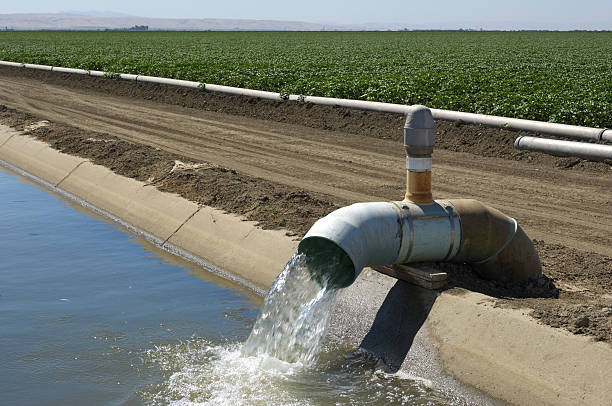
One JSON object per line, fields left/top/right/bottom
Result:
{"left": 405, "top": 171, "right": 432, "bottom": 204}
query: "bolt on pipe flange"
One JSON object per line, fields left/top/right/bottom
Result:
{"left": 404, "top": 105, "right": 435, "bottom": 203}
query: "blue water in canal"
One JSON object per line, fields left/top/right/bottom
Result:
{"left": 0, "top": 166, "right": 261, "bottom": 405}
{"left": 1, "top": 165, "right": 459, "bottom": 406}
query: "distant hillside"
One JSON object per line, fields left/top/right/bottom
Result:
{"left": 0, "top": 13, "right": 352, "bottom": 31}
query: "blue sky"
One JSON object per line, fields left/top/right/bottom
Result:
{"left": 1, "top": 1, "right": 611, "bottom": 29}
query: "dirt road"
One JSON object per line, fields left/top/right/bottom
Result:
{"left": 1, "top": 67, "right": 610, "bottom": 341}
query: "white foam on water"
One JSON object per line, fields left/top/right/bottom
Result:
{"left": 385, "top": 370, "right": 435, "bottom": 390}
{"left": 142, "top": 340, "right": 446, "bottom": 406}
{"left": 145, "top": 341, "right": 305, "bottom": 405}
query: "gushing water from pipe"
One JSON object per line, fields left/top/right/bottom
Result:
{"left": 243, "top": 243, "right": 354, "bottom": 364}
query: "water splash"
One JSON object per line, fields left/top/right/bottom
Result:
{"left": 142, "top": 339, "right": 447, "bottom": 406}
{"left": 242, "top": 253, "right": 342, "bottom": 364}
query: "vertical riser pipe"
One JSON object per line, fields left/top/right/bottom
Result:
{"left": 404, "top": 106, "right": 435, "bottom": 204}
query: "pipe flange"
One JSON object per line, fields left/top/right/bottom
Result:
{"left": 442, "top": 205, "right": 456, "bottom": 261}
{"left": 391, "top": 201, "right": 414, "bottom": 263}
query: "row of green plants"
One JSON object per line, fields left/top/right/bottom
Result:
{"left": 1, "top": 31, "right": 611, "bottom": 127}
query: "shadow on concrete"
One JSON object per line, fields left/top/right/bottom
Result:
{"left": 359, "top": 280, "right": 437, "bottom": 372}
{"left": 357, "top": 261, "right": 559, "bottom": 372}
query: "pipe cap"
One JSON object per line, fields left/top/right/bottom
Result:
{"left": 404, "top": 105, "right": 435, "bottom": 155}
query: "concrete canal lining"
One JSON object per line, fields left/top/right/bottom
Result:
{"left": 428, "top": 290, "right": 610, "bottom": 405}
{"left": 0, "top": 128, "right": 86, "bottom": 185}
{"left": 0, "top": 125, "right": 296, "bottom": 291}
{"left": 1, "top": 125, "right": 610, "bottom": 406}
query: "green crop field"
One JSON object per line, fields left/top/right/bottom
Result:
{"left": 1, "top": 31, "right": 611, "bottom": 128}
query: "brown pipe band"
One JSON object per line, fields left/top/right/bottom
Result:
{"left": 405, "top": 171, "right": 432, "bottom": 204}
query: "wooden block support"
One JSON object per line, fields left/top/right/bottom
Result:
{"left": 373, "top": 264, "right": 448, "bottom": 290}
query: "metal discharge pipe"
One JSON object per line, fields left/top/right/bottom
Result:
{"left": 515, "top": 136, "right": 612, "bottom": 161}
{"left": 298, "top": 105, "right": 542, "bottom": 288}
{"left": 299, "top": 199, "right": 541, "bottom": 288}
{"left": 1, "top": 60, "right": 610, "bottom": 143}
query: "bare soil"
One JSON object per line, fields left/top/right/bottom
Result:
{"left": 1, "top": 66, "right": 610, "bottom": 343}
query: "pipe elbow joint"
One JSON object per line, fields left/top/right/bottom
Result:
{"left": 298, "top": 202, "right": 403, "bottom": 288}
{"left": 449, "top": 199, "right": 542, "bottom": 283}
{"left": 473, "top": 224, "right": 542, "bottom": 283}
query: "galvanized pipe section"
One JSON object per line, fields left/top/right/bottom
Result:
{"left": 299, "top": 200, "right": 461, "bottom": 283}
{"left": 1, "top": 60, "right": 609, "bottom": 143}
{"left": 88, "top": 70, "right": 106, "bottom": 78}
{"left": 300, "top": 95, "right": 409, "bottom": 114}
{"left": 119, "top": 73, "right": 139, "bottom": 81}
{"left": 203, "top": 83, "right": 282, "bottom": 101}
{"left": 52, "top": 66, "right": 89, "bottom": 75}
{"left": 23, "top": 63, "right": 53, "bottom": 71}
{"left": 515, "top": 136, "right": 612, "bottom": 161}
{"left": 1, "top": 61, "right": 24, "bottom": 68}
{"left": 136, "top": 75, "right": 201, "bottom": 89}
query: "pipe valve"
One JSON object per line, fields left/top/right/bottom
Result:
{"left": 404, "top": 105, "right": 435, "bottom": 203}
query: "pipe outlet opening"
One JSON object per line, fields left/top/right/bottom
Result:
{"left": 297, "top": 237, "right": 356, "bottom": 289}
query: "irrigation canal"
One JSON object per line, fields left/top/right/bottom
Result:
{"left": 1, "top": 164, "right": 479, "bottom": 405}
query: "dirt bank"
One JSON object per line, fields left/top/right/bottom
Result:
{"left": 0, "top": 67, "right": 610, "bottom": 343}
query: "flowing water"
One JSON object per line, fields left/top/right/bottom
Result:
{"left": 1, "top": 164, "right": 467, "bottom": 405}
{"left": 243, "top": 253, "right": 342, "bottom": 364}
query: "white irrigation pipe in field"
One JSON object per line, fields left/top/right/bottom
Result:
{"left": 515, "top": 136, "right": 612, "bottom": 161}
{"left": 2, "top": 60, "right": 611, "bottom": 145}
